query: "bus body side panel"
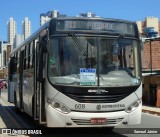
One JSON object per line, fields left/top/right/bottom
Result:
{"left": 14, "top": 73, "right": 20, "bottom": 108}
{"left": 19, "top": 51, "right": 25, "bottom": 111}
{"left": 128, "top": 102, "right": 142, "bottom": 125}
{"left": 128, "top": 83, "right": 142, "bottom": 125}
{"left": 23, "top": 71, "right": 29, "bottom": 114}
{"left": 8, "top": 61, "right": 14, "bottom": 103}
{"left": 27, "top": 69, "right": 34, "bottom": 116}
{"left": 22, "top": 69, "right": 34, "bottom": 116}
{"left": 8, "top": 80, "right": 14, "bottom": 103}
{"left": 134, "top": 83, "right": 142, "bottom": 99}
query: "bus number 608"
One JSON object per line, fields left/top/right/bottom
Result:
{"left": 75, "top": 104, "right": 85, "bottom": 110}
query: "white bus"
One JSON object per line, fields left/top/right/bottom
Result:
{"left": 8, "top": 16, "right": 142, "bottom": 128}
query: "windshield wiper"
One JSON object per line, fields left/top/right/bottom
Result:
{"left": 68, "top": 32, "right": 96, "bottom": 68}
{"left": 68, "top": 32, "right": 87, "bottom": 56}
{"left": 113, "top": 33, "right": 126, "bottom": 46}
{"left": 116, "top": 33, "right": 126, "bottom": 41}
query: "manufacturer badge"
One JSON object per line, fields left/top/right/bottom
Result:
{"left": 96, "top": 105, "right": 101, "bottom": 110}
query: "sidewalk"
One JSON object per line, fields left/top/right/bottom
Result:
{"left": 142, "top": 105, "right": 160, "bottom": 116}
{"left": 0, "top": 104, "right": 7, "bottom": 129}
{"left": 0, "top": 97, "right": 26, "bottom": 137}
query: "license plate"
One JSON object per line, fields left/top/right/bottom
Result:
{"left": 90, "top": 118, "right": 106, "bottom": 124}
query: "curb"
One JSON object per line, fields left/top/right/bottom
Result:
{"left": 142, "top": 109, "right": 160, "bottom": 116}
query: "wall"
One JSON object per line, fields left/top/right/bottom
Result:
{"left": 142, "top": 41, "right": 160, "bottom": 70}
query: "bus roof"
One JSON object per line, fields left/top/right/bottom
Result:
{"left": 52, "top": 16, "right": 135, "bottom": 24}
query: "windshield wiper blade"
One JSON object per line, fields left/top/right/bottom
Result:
{"left": 68, "top": 32, "right": 87, "bottom": 56}
{"left": 113, "top": 33, "right": 126, "bottom": 46}
{"left": 117, "top": 33, "right": 126, "bottom": 40}
{"left": 68, "top": 32, "right": 96, "bottom": 68}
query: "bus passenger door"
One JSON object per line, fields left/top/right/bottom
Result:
{"left": 33, "top": 41, "right": 40, "bottom": 123}
{"left": 19, "top": 50, "right": 24, "bottom": 111}
{"left": 34, "top": 38, "right": 47, "bottom": 125}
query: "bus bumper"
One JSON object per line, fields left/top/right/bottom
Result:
{"left": 46, "top": 104, "right": 142, "bottom": 127}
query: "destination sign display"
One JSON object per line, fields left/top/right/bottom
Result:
{"left": 56, "top": 20, "right": 135, "bottom": 35}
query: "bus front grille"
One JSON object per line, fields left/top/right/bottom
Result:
{"left": 71, "top": 118, "right": 124, "bottom": 125}
{"left": 65, "top": 93, "right": 130, "bottom": 103}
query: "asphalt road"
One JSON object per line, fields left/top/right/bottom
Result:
{"left": 0, "top": 89, "right": 160, "bottom": 137}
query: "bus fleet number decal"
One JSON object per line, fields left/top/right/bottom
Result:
{"left": 75, "top": 104, "right": 85, "bottom": 110}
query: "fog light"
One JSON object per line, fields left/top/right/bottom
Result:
{"left": 54, "top": 102, "right": 60, "bottom": 108}
{"left": 61, "top": 106, "right": 68, "bottom": 113}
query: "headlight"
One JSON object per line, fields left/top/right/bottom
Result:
{"left": 125, "top": 100, "right": 141, "bottom": 113}
{"left": 47, "top": 98, "right": 71, "bottom": 114}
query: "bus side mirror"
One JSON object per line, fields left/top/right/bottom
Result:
{"left": 37, "top": 49, "right": 44, "bottom": 82}
{"left": 9, "top": 57, "right": 16, "bottom": 81}
{"left": 8, "top": 61, "right": 12, "bottom": 81}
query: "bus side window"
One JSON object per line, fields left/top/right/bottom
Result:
{"left": 24, "top": 45, "right": 27, "bottom": 70}
{"left": 32, "top": 40, "right": 35, "bottom": 68}
{"left": 17, "top": 51, "right": 20, "bottom": 73}
{"left": 28, "top": 43, "right": 31, "bottom": 69}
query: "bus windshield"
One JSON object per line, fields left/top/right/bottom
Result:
{"left": 48, "top": 35, "right": 140, "bottom": 87}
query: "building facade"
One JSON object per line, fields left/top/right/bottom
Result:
{"left": 7, "top": 17, "right": 16, "bottom": 45}
{"left": 14, "top": 34, "right": 24, "bottom": 49}
{"left": 13, "top": 17, "right": 31, "bottom": 49}
{"left": 40, "top": 10, "right": 59, "bottom": 26}
{"left": 0, "top": 41, "right": 12, "bottom": 78}
{"left": 22, "top": 17, "right": 31, "bottom": 40}
{"left": 137, "top": 17, "right": 159, "bottom": 34}
{"left": 40, "top": 13, "right": 52, "bottom": 26}
{"left": 137, "top": 17, "right": 160, "bottom": 106}
{"left": 136, "top": 17, "right": 160, "bottom": 71}
{"left": 0, "top": 41, "right": 12, "bottom": 67}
